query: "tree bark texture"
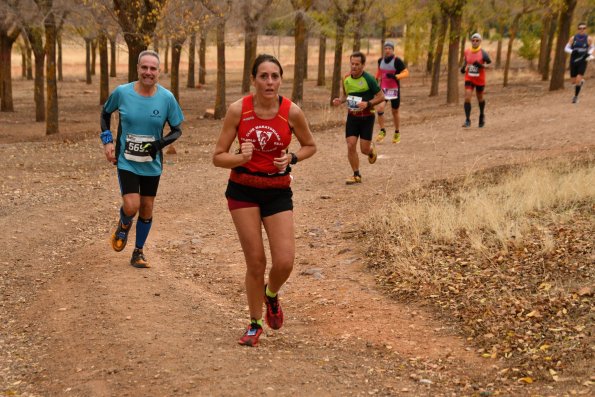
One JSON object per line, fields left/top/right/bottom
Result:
{"left": 317, "top": 33, "right": 326, "bottom": 86}
{"left": 429, "top": 12, "right": 448, "bottom": 97}
{"left": 214, "top": 21, "right": 226, "bottom": 119}
{"left": 44, "top": 5, "right": 59, "bottom": 134}
{"left": 0, "top": 21, "right": 19, "bottom": 112}
{"left": 99, "top": 33, "right": 109, "bottom": 105}
{"left": 550, "top": 0, "right": 577, "bottom": 91}
{"left": 110, "top": 37, "right": 117, "bottom": 77}
{"left": 170, "top": 37, "right": 185, "bottom": 102}
{"left": 187, "top": 32, "right": 196, "bottom": 88}
{"left": 85, "top": 38, "right": 92, "bottom": 84}
{"left": 292, "top": 9, "right": 308, "bottom": 106}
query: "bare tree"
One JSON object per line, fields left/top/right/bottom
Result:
{"left": 198, "top": 19, "right": 206, "bottom": 85}
{"left": 187, "top": 31, "right": 196, "bottom": 88}
{"left": 503, "top": 1, "right": 538, "bottom": 87}
{"left": 429, "top": 11, "right": 448, "bottom": 97}
{"left": 440, "top": 0, "right": 466, "bottom": 104}
{"left": 99, "top": 31, "right": 109, "bottom": 104}
{"left": 241, "top": 0, "right": 273, "bottom": 94}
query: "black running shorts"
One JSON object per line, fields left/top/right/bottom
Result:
{"left": 387, "top": 97, "right": 400, "bottom": 109}
{"left": 465, "top": 81, "right": 485, "bottom": 92}
{"left": 225, "top": 180, "right": 293, "bottom": 218}
{"left": 117, "top": 169, "right": 161, "bottom": 196}
{"left": 570, "top": 60, "right": 587, "bottom": 78}
{"left": 345, "top": 114, "right": 375, "bottom": 141}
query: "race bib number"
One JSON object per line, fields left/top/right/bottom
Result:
{"left": 124, "top": 133, "right": 155, "bottom": 163}
{"left": 468, "top": 65, "right": 480, "bottom": 77}
{"left": 383, "top": 88, "right": 399, "bottom": 100}
{"left": 346, "top": 95, "right": 362, "bottom": 111}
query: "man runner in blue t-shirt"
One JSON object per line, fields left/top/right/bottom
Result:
{"left": 100, "top": 50, "right": 184, "bottom": 268}
{"left": 565, "top": 22, "right": 594, "bottom": 103}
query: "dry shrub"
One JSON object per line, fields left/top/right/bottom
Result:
{"left": 365, "top": 154, "right": 594, "bottom": 381}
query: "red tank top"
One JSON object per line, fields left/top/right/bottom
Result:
{"left": 237, "top": 95, "right": 292, "bottom": 174}
{"left": 464, "top": 48, "right": 487, "bottom": 86}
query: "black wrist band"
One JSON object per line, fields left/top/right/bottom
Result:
{"left": 290, "top": 152, "right": 298, "bottom": 165}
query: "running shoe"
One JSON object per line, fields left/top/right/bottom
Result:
{"left": 130, "top": 248, "right": 150, "bottom": 268}
{"left": 368, "top": 143, "right": 377, "bottom": 164}
{"left": 238, "top": 322, "right": 263, "bottom": 346}
{"left": 392, "top": 132, "right": 401, "bottom": 144}
{"left": 479, "top": 115, "right": 485, "bottom": 128}
{"left": 345, "top": 175, "right": 362, "bottom": 185}
{"left": 572, "top": 96, "right": 578, "bottom": 104}
{"left": 462, "top": 119, "right": 471, "bottom": 128}
{"left": 264, "top": 286, "right": 284, "bottom": 330}
{"left": 111, "top": 220, "right": 132, "bottom": 252}
{"left": 375, "top": 130, "right": 386, "bottom": 142}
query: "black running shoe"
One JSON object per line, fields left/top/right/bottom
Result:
{"left": 479, "top": 115, "right": 485, "bottom": 128}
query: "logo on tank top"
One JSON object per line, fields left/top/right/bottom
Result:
{"left": 245, "top": 125, "right": 283, "bottom": 152}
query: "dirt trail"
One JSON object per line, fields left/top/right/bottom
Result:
{"left": 1, "top": 75, "right": 594, "bottom": 396}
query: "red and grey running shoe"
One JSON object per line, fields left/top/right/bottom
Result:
{"left": 264, "top": 287, "right": 284, "bottom": 330}
{"left": 238, "top": 322, "right": 263, "bottom": 347}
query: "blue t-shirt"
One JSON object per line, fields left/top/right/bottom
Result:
{"left": 103, "top": 83, "right": 184, "bottom": 176}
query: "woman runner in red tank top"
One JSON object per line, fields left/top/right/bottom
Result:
{"left": 213, "top": 54, "right": 316, "bottom": 347}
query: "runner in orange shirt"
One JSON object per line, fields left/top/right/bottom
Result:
{"left": 460, "top": 33, "right": 492, "bottom": 128}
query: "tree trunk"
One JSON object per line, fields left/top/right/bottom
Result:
{"left": 503, "top": 15, "right": 520, "bottom": 87}
{"left": 330, "top": 19, "right": 347, "bottom": 104}
{"left": 26, "top": 41, "right": 33, "bottom": 80}
{"left": 538, "top": 12, "right": 552, "bottom": 76}
{"left": 170, "top": 37, "right": 185, "bottom": 102}
{"left": 496, "top": 23, "right": 505, "bottom": 68}
{"left": 542, "top": 13, "right": 558, "bottom": 81}
{"left": 99, "top": 32, "right": 109, "bottom": 105}
{"left": 242, "top": 22, "right": 258, "bottom": 93}
{"left": 163, "top": 39, "right": 169, "bottom": 74}
{"left": 187, "top": 32, "right": 196, "bottom": 88}
{"left": 550, "top": 0, "right": 577, "bottom": 91}
{"left": 459, "top": 34, "right": 466, "bottom": 65}
{"left": 91, "top": 39, "right": 97, "bottom": 76}
{"left": 199, "top": 26, "right": 206, "bottom": 85}
{"left": 427, "top": 13, "right": 438, "bottom": 75}
{"left": 292, "top": 9, "right": 308, "bottom": 106}
{"left": 45, "top": 7, "right": 59, "bottom": 135}
{"left": 57, "top": 30, "right": 63, "bottom": 81}
{"left": 20, "top": 42, "right": 26, "bottom": 78}
{"left": 28, "top": 28, "right": 46, "bottom": 121}
{"left": 214, "top": 21, "right": 226, "bottom": 119}
{"left": 85, "top": 38, "right": 92, "bottom": 84}
{"left": 352, "top": 11, "right": 363, "bottom": 52}
{"left": 379, "top": 16, "right": 387, "bottom": 55}
{"left": 317, "top": 33, "right": 326, "bottom": 86}
{"left": 446, "top": 10, "right": 462, "bottom": 104}
{"left": 0, "top": 29, "right": 19, "bottom": 112}
{"left": 109, "top": 37, "right": 117, "bottom": 77}
{"left": 429, "top": 13, "right": 448, "bottom": 97}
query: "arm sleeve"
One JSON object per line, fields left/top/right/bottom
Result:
{"left": 395, "top": 58, "right": 407, "bottom": 73}
{"left": 482, "top": 50, "right": 492, "bottom": 64}
{"left": 100, "top": 108, "right": 112, "bottom": 131}
{"left": 564, "top": 43, "right": 573, "bottom": 54}
{"left": 159, "top": 124, "right": 182, "bottom": 148}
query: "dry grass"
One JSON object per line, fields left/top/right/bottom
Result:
{"left": 365, "top": 153, "right": 594, "bottom": 382}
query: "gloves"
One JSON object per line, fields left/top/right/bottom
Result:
{"left": 473, "top": 61, "right": 481, "bottom": 68}
{"left": 460, "top": 66, "right": 466, "bottom": 74}
{"left": 385, "top": 73, "right": 396, "bottom": 79}
{"left": 142, "top": 140, "right": 163, "bottom": 160}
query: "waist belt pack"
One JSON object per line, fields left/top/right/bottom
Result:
{"left": 230, "top": 167, "right": 291, "bottom": 189}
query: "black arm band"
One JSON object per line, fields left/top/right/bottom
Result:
{"left": 290, "top": 152, "right": 298, "bottom": 165}
{"left": 100, "top": 108, "right": 111, "bottom": 132}
{"left": 160, "top": 124, "right": 182, "bottom": 148}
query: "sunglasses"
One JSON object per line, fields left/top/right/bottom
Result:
{"left": 578, "top": 27, "right": 586, "bottom": 30}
